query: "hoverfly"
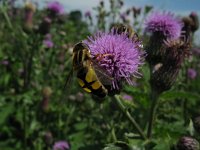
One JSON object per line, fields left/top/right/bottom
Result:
{"left": 66, "top": 42, "right": 113, "bottom": 98}
{"left": 112, "top": 23, "right": 143, "bottom": 49}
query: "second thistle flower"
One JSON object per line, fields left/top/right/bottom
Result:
{"left": 144, "top": 12, "right": 183, "bottom": 66}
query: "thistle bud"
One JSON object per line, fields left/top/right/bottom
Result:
{"left": 119, "top": 0, "right": 124, "bottom": 7}
{"left": 100, "top": 0, "right": 104, "bottom": 7}
{"left": 23, "top": 2, "right": 36, "bottom": 31}
{"left": 42, "top": 87, "right": 53, "bottom": 98}
{"left": 126, "top": 9, "right": 131, "bottom": 15}
{"left": 189, "top": 12, "right": 199, "bottom": 33}
{"left": 132, "top": 7, "right": 141, "bottom": 18}
{"left": 44, "top": 131, "right": 53, "bottom": 146}
{"left": 37, "top": 17, "right": 52, "bottom": 35}
{"left": 176, "top": 136, "right": 200, "bottom": 150}
{"left": 150, "top": 38, "right": 190, "bottom": 93}
{"left": 41, "top": 87, "right": 52, "bottom": 112}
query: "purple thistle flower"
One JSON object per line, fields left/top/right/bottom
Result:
{"left": 84, "top": 30, "right": 145, "bottom": 90}
{"left": 176, "top": 136, "right": 199, "bottom": 150}
{"left": 187, "top": 68, "right": 197, "bottom": 79}
{"left": 53, "top": 141, "right": 70, "bottom": 150}
{"left": 85, "top": 11, "right": 91, "bottom": 18}
{"left": 47, "top": 1, "right": 64, "bottom": 15}
{"left": 1, "top": 60, "right": 9, "bottom": 66}
{"left": 43, "top": 39, "right": 54, "bottom": 48}
{"left": 144, "top": 12, "right": 183, "bottom": 40}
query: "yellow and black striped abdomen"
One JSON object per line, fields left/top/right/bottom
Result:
{"left": 76, "top": 65, "right": 108, "bottom": 98}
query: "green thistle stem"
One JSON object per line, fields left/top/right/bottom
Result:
{"left": 23, "top": 104, "right": 27, "bottom": 150}
{"left": 147, "top": 90, "right": 159, "bottom": 138}
{"left": 114, "top": 95, "right": 147, "bottom": 140}
{"left": 2, "top": 6, "right": 13, "bottom": 29}
{"left": 111, "top": 127, "right": 117, "bottom": 142}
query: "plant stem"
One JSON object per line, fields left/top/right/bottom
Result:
{"left": 147, "top": 90, "right": 159, "bottom": 139}
{"left": 114, "top": 95, "right": 147, "bottom": 140}
{"left": 111, "top": 127, "right": 117, "bottom": 142}
{"left": 2, "top": 6, "right": 13, "bottom": 29}
{"left": 23, "top": 104, "right": 27, "bottom": 150}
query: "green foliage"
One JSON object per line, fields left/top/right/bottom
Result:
{"left": 0, "top": 0, "right": 200, "bottom": 150}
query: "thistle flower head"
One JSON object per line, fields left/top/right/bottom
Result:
{"left": 187, "top": 68, "right": 197, "bottom": 80}
{"left": 176, "top": 136, "right": 200, "bottom": 150}
{"left": 84, "top": 29, "right": 145, "bottom": 91}
{"left": 85, "top": 11, "right": 91, "bottom": 18}
{"left": 25, "top": 2, "right": 36, "bottom": 12}
{"left": 145, "top": 12, "right": 183, "bottom": 40}
{"left": 43, "top": 39, "right": 54, "bottom": 48}
{"left": 47, "top": 1, "right": 64, "bottom": 15}
{"left": 53, "top": 141, "right": 70, "bottom": 150}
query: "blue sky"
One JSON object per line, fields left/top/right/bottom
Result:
{"left": 125, "top": 0, "right": 200, "bottom": 12}
{"left": 24, "top": 0, "right": 200, "bottom": 14}
{"left": 16, "top": 0, "right": 200, "bottom": 43}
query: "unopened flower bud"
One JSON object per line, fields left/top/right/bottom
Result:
{"left": 119, "top": 0, "right": 124, "bottom": 7}
{"left": 42, "top": 87, "right": 53, "bottom": 98}
{"left": 189, "top": 12, "right": 199, "bottom": 33}
{"left": 23, "top": 2, "right": 36, "bottom": 31}
{"left": 37, "top": 17, "right": 52, "bottom": 35}
{"left": 44, "top": 131, "right": 53, "bottom": 146}
{"left": 176, "top": 136, "right": 199, "bottom": 150}
{"left": 150, "top": 38, "right": 190, "bottom": 93}
{"left": 100, "top": 1, "right": 104, "bottom": 7}
{"left": 132, "top": 7, "right": 141, "bottom": 18}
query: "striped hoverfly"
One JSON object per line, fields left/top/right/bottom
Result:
{"left": 66, "top": 42, "right": 113, "bottom": 98}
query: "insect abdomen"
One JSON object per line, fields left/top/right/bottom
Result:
{"left": 77, "top": 67, "right": 107, "bottom": 98}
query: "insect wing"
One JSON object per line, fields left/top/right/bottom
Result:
{"left": 63, "top": 69, "right": 74, "bottom": 90}
{"left": 92, "top": 60, "right": 113, "bottom": 86}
